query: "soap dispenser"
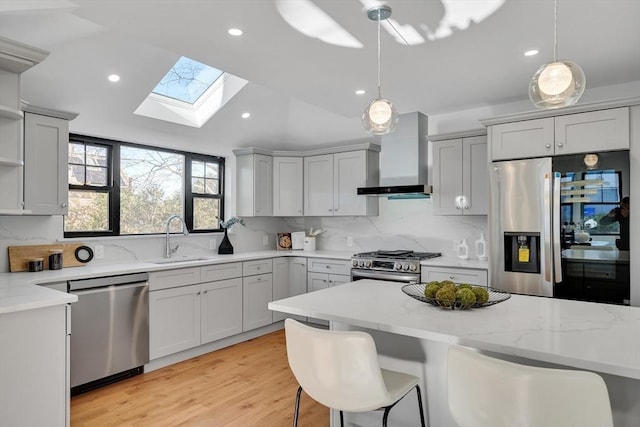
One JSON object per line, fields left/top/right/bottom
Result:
{"left": 457, "top": 238, "right": 469, "bottom": 260}
{"left": 475, "top": 233, "right": 487, "bottom": 261}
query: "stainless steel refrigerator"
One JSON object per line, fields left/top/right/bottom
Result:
{"left": 489, "top": 153, "right": 631, "bottom": 302}
{"left": 489, "top": 157, "right": 558, "bottom": 297}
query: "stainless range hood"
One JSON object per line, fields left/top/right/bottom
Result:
{"left": 357, "top": 112, "right": 432, "bottom": 198}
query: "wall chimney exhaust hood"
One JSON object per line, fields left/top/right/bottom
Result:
{"left": 357, "top": 112, "right": 431, "bottom": 198}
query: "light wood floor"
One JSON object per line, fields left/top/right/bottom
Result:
{"left": 71, "top": 330, "right": 328, "bottom": 426}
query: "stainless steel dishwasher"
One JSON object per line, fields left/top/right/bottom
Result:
{"left": 68, "top": 272, "right": 149, "bottom": 394}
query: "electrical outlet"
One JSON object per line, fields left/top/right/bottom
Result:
{"left": 263, "top": 235, "right": 269, "bottom": 246}
{"left": 94, "top": 245, "right": 104, "bottom": 259}
{"left": 347, "top": 236, "right": 353, "bottom": 247}
{"left": 209, "top": 238, "right": 217, "bottom": 250}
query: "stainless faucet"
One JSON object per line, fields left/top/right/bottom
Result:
{"left": 165, "top": 215, "right": 189, "bottom": 258}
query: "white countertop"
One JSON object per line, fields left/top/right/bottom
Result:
{"left": 0, "top": 250, "right": 353, "bottom": 315}
{"left": 269, "top": 279, "right": 640, "bottom": 379}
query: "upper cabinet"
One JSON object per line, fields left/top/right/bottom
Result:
{"left": 489, "top": 107, "right": 630, "bottom": 161}
{"left": 431, "top": 131, "right": 488, "bottom": 216}
{"left": 24, "top": 110, "right": 72, "bottom": 215}
{"left": 273, "top": 156, "right": 303, "bottom": 216}
{"left": 304, "top": 149, "right": 379, "bottom": 216}
{"left": 235, "top": 151, "right": 273, "bottom": 217}
{"left": 235, "top": 143, "right": 380, "bottom": 218}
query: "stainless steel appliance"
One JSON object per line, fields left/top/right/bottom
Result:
{"left": 351, "top": 250, "right": 442, "bottom": 283}
{"left": 68, "top": 272, "right": 150, "bottom": 393}
{"left": 490, "top": 152, "right": 630, "bottom": 304}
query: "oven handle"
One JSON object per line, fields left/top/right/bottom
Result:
{"left": 351, "top": 269, "right": 420, "bottom": 283}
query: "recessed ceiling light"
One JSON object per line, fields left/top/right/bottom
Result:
{"left": 524, "top": 49, "right": 539, "bottom": 57}
{"left": 241, "top": 112, "right": 251, "bottom": 119}
{"left": 228, "top": 28, "right": 243, "bottom": 36}
{"left": 355, "top": 89, "right": 366, "bottom": 95}
{"left": 108, "top": 74, "right": 120, "bottom": 82}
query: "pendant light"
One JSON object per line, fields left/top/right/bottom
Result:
{"left": 362, "top": 5, "right": 398, "bottom": 135}
{"left": 529, "top": 0, "right": 585, "bottom": 109}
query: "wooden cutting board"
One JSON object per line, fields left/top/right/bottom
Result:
{"left": 8, "top": 243, "right": 87, "bottom": 272}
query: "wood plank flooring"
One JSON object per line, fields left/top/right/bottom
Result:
{"left": 71, "top": 330, "right": 328, "bottom": 426}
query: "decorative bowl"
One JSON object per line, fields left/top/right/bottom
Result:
{"left": 401, "top": 283, "right": 511, "bottom": 310}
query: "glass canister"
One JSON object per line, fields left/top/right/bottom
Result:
{"left": 48, "top": 249, "right": 64, "bottom": 270}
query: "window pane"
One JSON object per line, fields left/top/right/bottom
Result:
{"left": 65, "top": 191, "right": 109, "bottom": 232}
{"left": 69, "top": 143, "right": 85, "bottom": 164}
{"left": 192, "top": 161, "right": 204, "bottom": 178}
{"left": 86, "top": 145, "right": 108, "bottom": 167}
{"left": 120, "top": 146, "right": 184, "bottom": 234}
{"left": 193, "top": 197, "right": 220, "bottom": 230}
{"left": 86, "top": 166, "right": 107, "bottom": 186}
{"left": 68, "top": 164, "right": 85, "bottom": 185}
{"left": 192, "top": 177, "right": 205, "bottom": 194}
{"left": 205, "top": 179, "right": 219, "bottom": 194}
{"left": 205, "top": 162, "right": 218, "bottom": 179}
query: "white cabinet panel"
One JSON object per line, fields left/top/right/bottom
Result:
{"left": 273, "top": 156, "right": 303, "bottom": 216}
{"left": 149, "top": 267, "right": 201, "bottom": 291}
{"left": 304, "top": 154, "right": 334, "bottom": 216}
{"left": 243, "top": 258, "right": 273, "bottom": 276}
{"left": 307, "top": 257, "right": 352, "bottom": 275}
{"left": 236, "top": 153, "right": 273, "bottom": 216}
{"left": 463, "top": 135, "right": 488, "bottom": 215}
{"left": 555, "top": 107, "right": 630, "bottom": 154}
{"left": 421, "top": 266, "right": 488, "bottom": 286}
{"left": 201, "top": 262, "right": 242, "bottom": 282}
{"left": 23, "top": 112, "right": 69, "bottom": 215}
{"left": 242, "top": 273, "right": 273, "bottom": 331}
{"left": 201, "top": 278, "right": 243, "bottom": 343}
{"left": 149, "top": 284, "right": 201, "bottom": 359}
{"left": 490, "top": 118, "right": 554, "bottom": 160}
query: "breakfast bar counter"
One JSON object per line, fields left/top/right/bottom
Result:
{"left": 269, "top": 279, "right": 640, "bottom": 427}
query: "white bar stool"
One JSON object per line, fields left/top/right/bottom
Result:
{"left": 447, "top": 345, "right": 614, "bottom": 427}
{"left": 284, "top": 318, "right": 426, "bottom": 427}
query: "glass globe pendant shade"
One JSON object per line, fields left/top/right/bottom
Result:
{"left": 362, "top": 97, "right": 399, "bottom": 135}
{"left": 529, "top": 60, "right": 585, "bottom": 109}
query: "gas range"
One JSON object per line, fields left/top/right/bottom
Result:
{"left": 350, "top": 250, "right": 442, "bottom": 282}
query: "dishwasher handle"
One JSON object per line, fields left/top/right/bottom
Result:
{"left": 68, "top": 272, "right": 149, "bottom": 291}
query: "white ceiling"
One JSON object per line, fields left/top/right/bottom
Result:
{"left": 1, "top": 0, "right": 639, "bottom": 154}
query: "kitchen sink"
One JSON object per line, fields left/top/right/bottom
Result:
{"left": 150, "top": 256, "right": 213, "bottom": 264}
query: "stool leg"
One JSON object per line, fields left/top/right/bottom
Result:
{"left": 293, "top": 386, "right": 302, "bottom": 427}
{"left": 382, "top": 407, "right": 391, "bottom": 427}
{"left": 340, "top": 410, "right": 344, "bottom": 427}
{"left": 415, "top": 386, "right": 426, "bottom": 427}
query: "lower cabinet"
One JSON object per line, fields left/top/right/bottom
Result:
{"left": 307, "top": 258, "right": 352, "bottom": 325}
{"left": 149, "top": 264, "right": 243, "bottom": 359}
{"left": 273, "top": 257, "right": 307, "bottom": 322}
{"left": 558, "top": 261, "right": 630, "bottom": 304}
{"left": 242, "top": 259, "right": 274, "bottom": 331}
{"left": 421, "top": 266, "right": 488, "bottom": 286}
{"left": 0, "top": 304, "right": 69, "bottom": 427}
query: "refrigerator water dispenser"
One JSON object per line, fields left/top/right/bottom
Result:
{"left": 504, "top": 232, "right": 540, "bottom": 274}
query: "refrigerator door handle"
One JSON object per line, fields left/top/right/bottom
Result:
{"left": 543, "top": 173, "right": 552, "bottom": 283}
{"left": 553, "top": 172, "right": 563, "bottom": 283}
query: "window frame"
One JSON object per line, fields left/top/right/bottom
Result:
{"left": 64, "top": 134, "right": 225, "bottom": 238}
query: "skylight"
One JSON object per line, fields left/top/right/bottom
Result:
{"left": 152, "top": 56, "right": 223, "bottom": 104}
{"left": 134, "top": 56, "right": 248, "bottom": 128}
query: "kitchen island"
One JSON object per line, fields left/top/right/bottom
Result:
{"left": 269, "top": 279, "right": 640, "bottom": 427}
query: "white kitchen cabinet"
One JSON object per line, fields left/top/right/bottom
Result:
{"left": 273, "top": 256, "right": 308, "bottom": 322}
{"left": 150, "top": 284, "right": 201, "bottom": 359}
{"left": 490, "top": 107, "right": 629, "bottom": 160}
{"left": 201, "top": 278, "right": 243, "bottom": 343}
{"left": 304, "top": 149, "right": 379, "bottom": 216}
{"left": 421, "top": 266, "right": 488, "bottom": 287}
{"left": 235, "top": 152, "right": 273, "bottom": 216}
{"left": 0, "top": 304, "right": 69, "bottom": 427}
{"left": 431, "top": 132, "right": 488, "bottom": 215}
{"left": 242, "top": 259, "right": 273, "bottom": 331}
{"left": 273, "top": 156, "right": 303, "bottom": 216}
{"left": 149, "top": 263, "right": 243, "bottom": 359}
{"left": 23, "top": 112, "right": 69, "bottom": 215}
{"left": 307, "top": 258, "right": 351, "bottom": 326}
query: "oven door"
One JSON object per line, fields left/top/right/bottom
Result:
{"left": 351, "top": 268, "right": 420, "bottom": 283}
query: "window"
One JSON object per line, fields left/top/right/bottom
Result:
{"left": 560, "top": 170, "right": 622, "bottom": 235}
{"left": 65, "top": 134, "right": 224, "bottom": 237}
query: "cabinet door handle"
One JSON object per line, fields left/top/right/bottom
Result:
{"left": 203, "top": 290, "right": 208, "bottom": 294}
{"left": 449, "top": 275, "right": 456, "bottom": 280}
{"left": 557, "top": 142, "right": 564, "bottom": 148}
{"left": 545, "top": 143, "right": 552, "bottom": 149}
{"left": 61, "top": 202, "right": 67, "bottom": 208}
{"left": 196, "top": 291, "right": 201, "bottom": 295}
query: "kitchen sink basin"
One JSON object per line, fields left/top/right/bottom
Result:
{"left": 150, "top": 256, "right": 213, "bottom": 264}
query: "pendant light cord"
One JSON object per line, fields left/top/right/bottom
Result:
{"left": 553, "top": 0, "right": 558, "bottom": 61}
{"left": 377, "top": 13, "right": 382, "bottom": 98}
